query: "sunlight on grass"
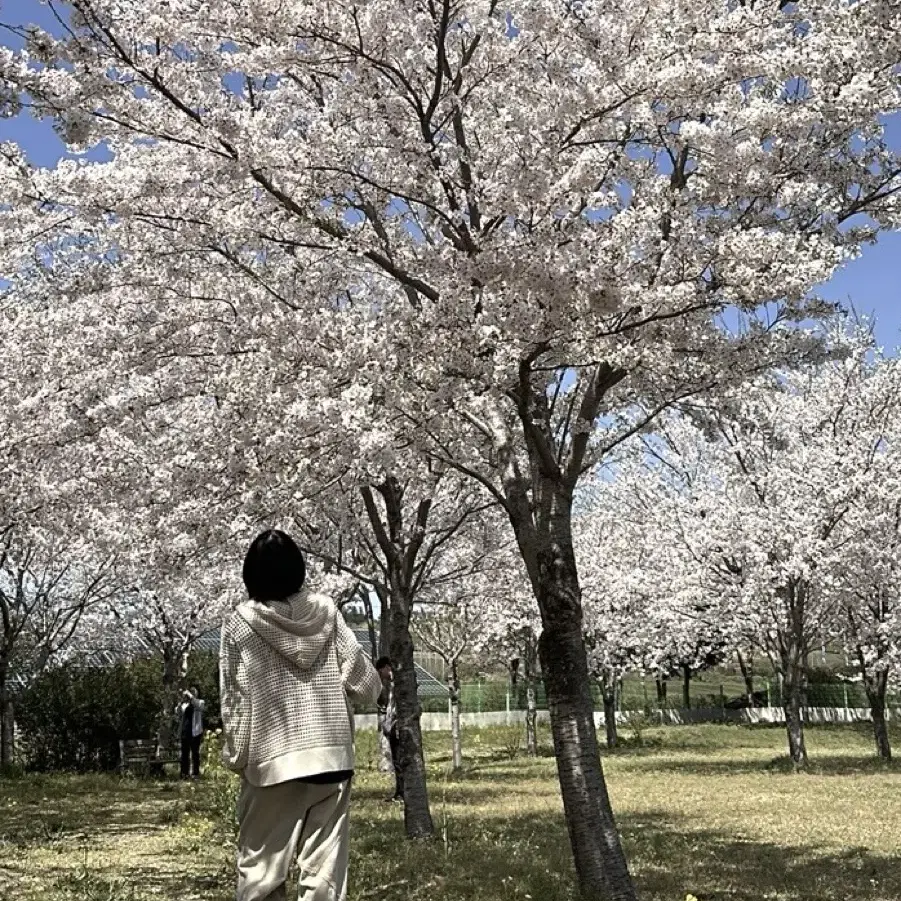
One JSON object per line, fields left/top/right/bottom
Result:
{"left": 2, "top": 724, "right": 900, "bottom": 901}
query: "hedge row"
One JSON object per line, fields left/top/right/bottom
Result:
{"left": 15, "top": 652, "right": 221, "bottom": 772}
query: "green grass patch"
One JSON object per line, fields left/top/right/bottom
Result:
{"left": 2, "top": 724, "right": 901, "bottom": 900}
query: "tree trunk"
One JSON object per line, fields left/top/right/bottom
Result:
{"left": 388, "top": 591, "right": 434, "bottom": 839}
{"left": 377, "top": 585, "right": 392, "bottom": 660}
{"left": 521, "top": 641, "right": 539, "bottom": 756}
{"left": 378, "top": 723, "right": 394, "bottom": 774}
{"left": 539, "top": 620, "right": 635, "bottom": 901}
{"left": 736, "top": 650, "right": 755, "bottom": 704}
{"left": 681, "top": 664, "right": 691, "bottom": 710}
{"left": 0, "top": 655, "right": 13, "bottom": 767}
{"left": 159, "top": 646, "right": 189, "bottom": 753}
{"left": 525, "top": 679, "right": 538, "bottom": 756}
{"left": 655, "top": 673, "right": 667, "bottom": 707}
{"left": 0, "top": 662, "right": 14, "bottom": 768}
{"left": 864, "top": 669, "right": 892, "bottom": 761}
{"left": 362, "top": 588, "right": 378, "bottom": 662}
{"left": 373, "top": 585, "right": 394, "bottom": 774}
{"left": 778, "top": 581, "right": 809, "bottom": 770}
{"left": 782, "top": 670, "right": 808, "bottom": 770}
{"left": 0, "top": 698, "right": 13, "bottom": 768}
{"left": 601, "top": 676, "right": 618, "bottom": 751}
{"left": 449, "top": 661, "right": 462, "bottom": 772}
{"left": 499, "top": 394, "right": 636, "bottom": 900}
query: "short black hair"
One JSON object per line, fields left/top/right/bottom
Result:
{"left": 242, "top": 529, "right": 307, "bottom": 602}
{"left": 375, "top": 656, "right": 392, "bottom": 671}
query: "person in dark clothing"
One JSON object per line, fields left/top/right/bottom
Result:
{"left": 376, "top": 657, "right": 403, "bottom": 803}
{"left": 176, "top": 686, "right": 205, "bottom": 778}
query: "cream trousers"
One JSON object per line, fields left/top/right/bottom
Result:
{"left": 236, "top": 777, "right": 351, "bottom": 901}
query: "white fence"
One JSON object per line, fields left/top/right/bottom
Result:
{"left": 354, "top": 705, "right": 895, "bottom": 731}
{"left": 355, "top": 710, "right": 551, "bottom": 731}
{"left": 658, "top": 706, "right": 897, "bottom": 725}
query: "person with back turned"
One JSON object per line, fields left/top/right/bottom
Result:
{"left": 220, "top": 529, "right": 382, "bottom": 901}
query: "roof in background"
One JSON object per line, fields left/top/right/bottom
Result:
{"left": 196, "top": 626, "right": 447, "bottom": 698}
{"left": 12, "top": 626, "right": 448, "bottom": 699}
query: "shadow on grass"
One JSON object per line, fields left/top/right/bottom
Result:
{"left": 616, "top": 752, "right": 901, "bottom": 778}
{"left": 34, "top": 862, "right": 230, "bottom": 901}
{"left": 4, "top": 764, "right": 901, "bottom": 901}
{"left": 0, "top": 775, "right": 189, "bottom": 847}
{"left": 619, "top": 811, "right": 901, "bottom": 901}
{"left": 349, "top": 801, "right": 901, "bottom": 901}
{"left": 351, "top": 778, "right": 541, "bottom": 808}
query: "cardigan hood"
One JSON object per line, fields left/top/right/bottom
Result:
{"left": 236, "top": 590, "right": 336, "bottom": 669}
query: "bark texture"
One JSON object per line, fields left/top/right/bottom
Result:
{"left": 388, "top": 594, "right": 434, "bottom": 837}
{"left": 449, "top": 660, "right": 463, "bottom": 771}
{"left": 863, "top": 667, "right": 892, "bottom": 761}
{"left": 602, "top": 679, "right": 618, "bottom": 751}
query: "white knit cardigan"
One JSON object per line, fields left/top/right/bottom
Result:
{"left": 219, "top": 589, "right": 381, "bottom": 786}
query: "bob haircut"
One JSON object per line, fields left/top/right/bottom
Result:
{"left": 242, "top": 529, "right": 307, "bottom": 603}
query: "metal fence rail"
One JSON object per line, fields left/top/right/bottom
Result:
{"left": 408, "top": 680, "right": 895, "bottom": 715}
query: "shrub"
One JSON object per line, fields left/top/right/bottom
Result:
{"left": 187, "top": 732, "right": 240, "bottom": 839}
{"left": 16, "top": 661, "right": 160, "bottom": 771}
{"left": 496, "top": 725, "right": 523, "bottom": 760}
{"left": 15, "top": 651, "right": 221, "bottom": 772}
{"left": 623, "top": 710, "right": 653, "bottom": 747}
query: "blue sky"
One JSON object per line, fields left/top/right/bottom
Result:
{"left": 1, "top": 0, "right": 898, "bottom": 350}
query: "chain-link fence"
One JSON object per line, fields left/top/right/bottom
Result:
{"left": 417, "top": 678, "right": 901, "bottom": 714}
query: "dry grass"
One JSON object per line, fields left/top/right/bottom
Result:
{"left": 2, "top": 724, "right": 901, "bottom": 901}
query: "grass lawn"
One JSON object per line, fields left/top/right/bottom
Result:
{"left": 2, "top": 723, "right": 901, "bottom": 901}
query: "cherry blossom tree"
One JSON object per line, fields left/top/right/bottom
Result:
{"left": 4, "top": 1, "right": 901, "bottom": 895}
{"left": 413, "top": 518, "right": 516, "bottom": 769}
{"left": 0, "top": 370, "right": 244, "bottom": 750}
{"left": 836, "top": 508, "right": 901, "bottom": 760}
{"left": 576, "top": 500, "right": 655, "bottom": 749}
{"left": 107, "top": 569, "right": 232, "bottom": 749}
{"left": 413, "top": 604, "right": 472, "bottom": 772}
{"left": 104, "top": 402, "right": 478, "bottom": 833}
{"left": 613, "top": 337, "right": 901, "bottom": 769}
{"left": 2, "top": 249, "right": 492, "bottom": 836}
{"left": 0, "top": 170, "right": 496, "bottom": 834}
{"left": 581, "top": 594, "right": 646, "bottom": 751}
{"left": 298, "top": 470, "right": 498, "bottom": 836}
{"left": 831, "top": 395, "right": 901, "bottom": 761}
{"left": 576, "top": 483, "right": 728, "bottom": 746}
{"left": 0, "top": 526, "right": 116, "bottom": 766}
{"left": 469, "top": 558, "right": 543, "bottom": 755}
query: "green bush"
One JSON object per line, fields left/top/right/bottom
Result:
{"left": 622, "top": 710, "right": 654, "bottom": 747}
{"left": 184, "top": 732, "right": 240, "bottom": 839}
{"left": 16, "top": 660, "right": 160, "bottom": 771}
{"left": 15, "top": 651, "right": 221, "bottom": 772}
{"left": 691, "top": 692, "right": 727, "bottom": 709}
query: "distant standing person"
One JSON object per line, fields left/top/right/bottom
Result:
{"left": 221, "top": 529, "right": 382, "bottom": 901}
{"left": 376, "top": 657, "right": 403, "bottom": 803}
{"left": 177, "top": 686, "right": 205, "bottom": 779}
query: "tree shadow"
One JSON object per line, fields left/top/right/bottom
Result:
{"left": 619, "top": 810, "right": 901, "bottom": 901}
{"left": 44, "top": 862, "right": 230, "bottom": 901}
{"left": 351, "top": 778, "right": 535, "bottom": 808}
{"left": 350, "top": 804, "right": 901, "bottom": 901}
{"left": 0, "top": 775, "right": 183, "bottom": 848}
{"left": 618, "top": 752, "right": 901, "bottom": 778}
{"left": 5, "top": 764, "right": 901, "bottom": 901}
